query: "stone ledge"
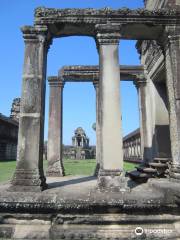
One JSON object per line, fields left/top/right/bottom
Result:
{"left": 0, "top": 213, "right": 180, "bottom": 239}
{"left": 1, "top": 177, "right": 180, "bottom": 239}
{"left": 0, "top": 177, "right": 179, "bottom": 214}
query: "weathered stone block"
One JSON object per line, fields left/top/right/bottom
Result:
{"left": 0, "top": 226, "right": 14, "bottom": 239}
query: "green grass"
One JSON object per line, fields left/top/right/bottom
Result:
{"left": 64, "top": 159, "right": 97, "bottom": 176}
{"left": 0, "top": 159, "right": 138, "bottom": 183}
{"left": 0, "top": 160, "right": 16, "bottom": 182}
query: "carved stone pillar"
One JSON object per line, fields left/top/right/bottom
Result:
{"left": 10, "top": 26, "right": 49, "bottom": 191}
{"left": 134, "top": 77, "right": 152, "bottom": 165}
{"left": 96, "top": 24, "right": 126, "bottom": 190}
{"left": 164, "top": 27, "right": 180, "bottom": 181}
{"left": 93, "top": 79, "right": 100, "bottom": 176}
{"left": 47, "top": 77, "right": 65, "bottom": 177}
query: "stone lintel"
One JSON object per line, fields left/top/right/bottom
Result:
{"left": 59, "top": 65, "right": 144, "bottom": 82}
{"left": 95, "top": 23, "right": 122, "bottom": 33}
{"left": 34, "top": 8, "right": 180, "bottom": 41}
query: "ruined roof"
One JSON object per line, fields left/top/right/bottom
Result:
{"left": 0, "top": 113, "right": 19, "bottom": 127}
{"left": 33, "top": 7, "right": 180, "bottom": 40}
{"left": 123, "top": 128, "right": 140, "bottom": 141}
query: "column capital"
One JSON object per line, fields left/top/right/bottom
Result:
{"left": 21, "top": 25, "right": 53, "bottom": 51}
{"left": 95, "top": 24, "right": 121, "bottom": 46}
{"left": 48, "top": 76, "right": 65, "bottom": 88}
{"left": 21, "top": 25, "right": 48, "bottom": 43}
{"left": 133, "top": 75, "right": 147, "bottom": 89}
{"left": 160, "top": 25, "right": 180, "bottom": 51}
{"left": 93, "top": 79, "right": 99, "bottom": 89}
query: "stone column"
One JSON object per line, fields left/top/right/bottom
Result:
{"left": 96, "top": 24, "right": 126, "bottom": 190}
{"left": 134, "top": 77, "right": 152, "bottom": 165}
{"left": 10, "top": 26, "right": 49, "bottom": 191}
{"left": 164, "top": 27, "right": 180, "bottom": 180}
{"left": 136, "top": 139, "right": 139, "bottom": 157}
{"left": 93, "top": 79, "right": 100, "bottom": 176}
{"left": 47, "top": 77, "right": 65, "bottom": 177}
{"left": 127, "top": 143, "right": 129, "bottom": 159}
{"left": 130, "top": 142, "right": 133, "bottom": 160}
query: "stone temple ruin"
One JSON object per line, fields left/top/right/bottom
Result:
{"left": 2, "top": 0, "right": 180, "bottom": 239}
{"left": 0, "top": 98, "right": 19, "bottom": 161}
{"left": 10, "top": 98, "right": 21, "bottom": 122}
{"left": 63, "top": 127, "right": 95, "bottom": 160}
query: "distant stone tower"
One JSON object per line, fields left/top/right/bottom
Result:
{"left": 72, "top": 127, "right": 89, "bottom": 148}
{"left": 10, "top": 98, "right": 21, "bottom": 122}
{"left": 63, "top": 127, "right": 95, "bottom": 160}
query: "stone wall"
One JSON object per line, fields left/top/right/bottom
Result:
{"left": 145, "top": 0, "right": 180, "bottom": 9}
{"left": 135, "top": 0, "right": 175, "bottom": 161}
{"left": 0, "top": 114, "right": 18, "bottom": 160}
{"left": 63, "top": 145, "right": 96, "bottom": 160}
{"left": 137, "top": 40, "right": 171, "bottom": 159}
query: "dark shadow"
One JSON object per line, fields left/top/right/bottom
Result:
{"left": 0, "top": 159, "right": 16, "bottom": 162}
{"left": 155, "top": 82, "right": 168, "bottom": 110}
{"left": 48, "top": 175, "right": 97, "bottom": 189}
{"left": 127, "top": 179, "right": 141, "bottom": 189}
{"left": 155, "top": 125, "right": 171, "bottom": 157}
{"left": 143, "top": 130, "right": 171, "bottom": 162}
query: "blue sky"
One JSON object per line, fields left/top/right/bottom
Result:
{"left": 0, "top": 0, "right": 144, "bottom": 145}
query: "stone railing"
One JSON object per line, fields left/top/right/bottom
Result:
{"left": 123, "top": 128, "right": 142, "bottom": 163}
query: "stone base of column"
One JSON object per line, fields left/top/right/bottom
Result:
{"left": 97, "top": 169, "right": 130, "bottom": 192}
{"left": 169, "top": 163, "right": 180, "bottom": 181}
{"left": 9, "top": 169, "right": 48, "bottom": 192}
{"left": 46, "top": 162, "right": 65, "bottom": 177}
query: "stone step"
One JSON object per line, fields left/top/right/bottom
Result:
{"left": 136, "top": 166, "right": 157, "bottom": 173}
{"left": 153, "top": 158, "right": 171, "bottom": 163}
{"left": 128, "top": 170, "right": 151, "bottom": 183}
{"left": 149, "top": 162, "right": 168, "bottom": 168}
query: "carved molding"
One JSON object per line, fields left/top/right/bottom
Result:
{"left": 21, "top": 25, "right": 52, "bottom": 50}
{"left": 35, "top": 7, "right": 180, "bottom": 19}
{"left": 96, "top": 32, "right": 121, "bottom": 45}
{"left": 133, "top": 74, "right": 147, "bottom": 89}
{"left": 137, "top": 40, "right": 163, "bottom": 74}
{"left": 95, "top": 24, "right": 122, "bottom": 45}
{"left": 34, "top": 7, "right": 180, "bottom": 39}
{"left": 48, "top": 76, "right": 64, "bottom": 87}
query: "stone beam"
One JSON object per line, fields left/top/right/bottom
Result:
{"left": 34, "top": 7, "right": 180, "bottom": 40}
{"left": 59, "top": 65, "right": 144, "bottom": 82}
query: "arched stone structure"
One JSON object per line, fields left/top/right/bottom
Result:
{"left": 47, "top": 65, "right": 145, "bottom": 177}
{"left": 10, "top": 7, "right": 180, "bottom": 191}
